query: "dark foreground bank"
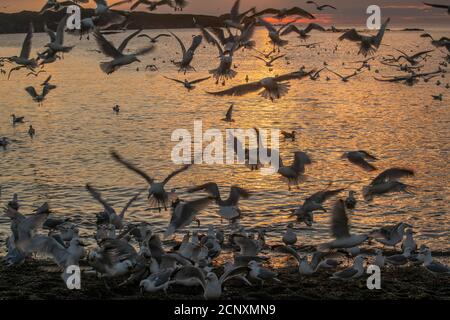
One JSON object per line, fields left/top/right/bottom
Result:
{"left": 1, "top": 259, "right": 449, "bottom": 300}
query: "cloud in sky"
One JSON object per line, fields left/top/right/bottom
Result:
{"left": 0, "top": 0, "right": 449, "bottom": 27}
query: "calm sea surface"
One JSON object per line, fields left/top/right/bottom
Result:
{"left": 0, "top": 29, "right": 448, "bottom": 252}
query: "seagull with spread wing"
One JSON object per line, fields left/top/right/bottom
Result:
{"left": 110, "top": 150, "right": 191, "bottom": 211}
{"left": 206, "top": 69, "right": 314, "bottom": 101}
{"left": 278, "top": 151, "right": 312, "bottom": 190}
{"left": 188, "top": 183, "right": 250, "bottom": 221}
{"left": 306, "top": 1, "right": 337, "bottom": 11}
{"left": 85, "top": 184, "right": 140, "bottom": 229}
{"left": 137, "top": 33, "right": 171, "bottom": 43}
{"left": 164, "top": 197, "right": 213, "bottom": 238}
{"left": 3, "top": 23, "right": 38, "bottom": 79}
{"left": 421, "top": 33, "right": 450, "bottom": 52}
{"left": 249, "top": 6, "right": 315, "bottom": 20}
{"left": 391, "top": 49, "right": 434, "bottom": 66}
{"left": 252, "top": 54, "right": 286, "bottom": 67}
{"left": 423, "top": 2, "right": 450, "bottom": 14}
{"left": 44, "top": 16, "right": 75, "bottom": 55}
{"left": 342, "top": 150, "right": 378, "bottom": 171}
{"left": 169, "top": 31, "right": 203, "bottom": 73}
{"left": 318, "top": 200, "right": 369, "bottom": 251}
{"left": 281, "top": 23, "right": 326, "bottom": 41}
{"left": 163, "top": 76, "right": 211, "bottom": 91}
{"left": 258, "top": 19, "right": 293, "bottom": 51}
{"left": 339, "top": 18, "right": 390, "bottom": 57}
{"left": 363, "top": 168, "right": 415, "bottom": 201}
{"left": 130, "top": 0, "right": 173, "bottom": 11}
{"left": 93, "top": 29, "right": 154, "bottom": 74}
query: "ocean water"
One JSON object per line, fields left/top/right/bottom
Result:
{"left": 0, "top": 28, "right": 448, "bottom": 252}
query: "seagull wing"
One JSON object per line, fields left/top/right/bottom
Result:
{"left": 25, "top": 86, "right": 39, "bottom": 98}
{"left": 169, "top": 31, "right": 187, "bottom": 57}
{"left": 286, "top": 7, "right": 316, "bottom": 19}
{"left": 118, "top": 29, "right": 143, "bottom": 53}
{"left": 219, "top": 265, "right": 250, "bottom": 285}
{"left": 373, "top": 18, "right": 390, "bottom": 48}
{"left": 56, "top": 15, "right": 69, "bottom": 45}
{"left": 347, "top": 153, "right": 376, "bottom": 171}
{"left": 187, "top": 35, "right": 203, "bottom": 53}
{"left": 85, "top": 184, "right": 116, "bottom": 215}
{"left": 93, "top": 29, "right": 123, "bottom": 59}
{"left": 119, "top": 193, "right": 140, "bottom": 218}
{"left": 258, "top": 18, "right": 277, "bottom": 33}
{"left": 26, "top": 235, "right": 68, "bottom": 267}
{"left": 20, "top": 23, "right": 34, "bottom": 59}
{"left": 227, "top": 186, "right": 250, "bottom": 205}
{"left": 280, "top": 25, "right": 301, "bottom": 36}
{"left": 339, "top": 29, "right": 363, "bottom": 42}
{"left": 188, "top": 182, "right": 221, "bottom": 198}
{"left": 172, "top": 266, "right": 206, "bottom": 288}
{"left": 233, "top": 235, "right": 259, "bottom": 256}
{"left": 162, "top": 164, "right": 192, "bottom": 185}
{"left": 304, "top": 23, "right": 326, "bottom": 33}
{"left": 163, "top": 76, "right": 185, "bottom": 84}
{"left": 273, "top": 245, "right": 302, "bottom": 264}
{"left": 44, "top": 23, "right": 56, "bottom": 43}
{"left": 331, "top": 199, "right": 350, "bottom": 239}
{"left": 134, "top": 45, "right": 155, "bottom": 56}
{"left": 206, "top": 81, "right": 263, "bottom": 97}
{"left": 190, "top": 76, "right": 211, "bottom": 84}
{"left": 423, "top": 2, "right": 449, "bottom": 9}
{"left": 370, "top": 168, "right": 414, "bottom": 186}
{"left": 275, "top": 69, "right": 314, "bottom": 82}
{"left": 110, "top": 150, "right": 155, "bottom": 184}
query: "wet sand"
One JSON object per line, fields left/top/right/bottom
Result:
{"left": 1, "top": 259, "right": 449, "bottom": 300}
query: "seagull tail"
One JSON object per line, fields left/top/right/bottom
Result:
{"left": 317, "top": 242, "right": 331, "bottom": 252}
{"left": 163, "top": 225, "right": 176, "bottom": 239}
{"left": 100, "top": 61, "right": 115, "bottom": 75}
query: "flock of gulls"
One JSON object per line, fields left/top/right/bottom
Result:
{"left": 1, "top": 0, "right": 449, "bottom": 299}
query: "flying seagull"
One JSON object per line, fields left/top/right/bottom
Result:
{"left": 93, "top": 29, "right": 154, "bottom": 74}
{"left": 206, "top": 69, "right": 314, "bottom": 101}
{"left": 169, "top": 31, "right": 203, "bottom": 73}
{"left": 318, "top": 200, "right": 368, "bottom": 251}
{"left": 306, "top": 1, "right": 337, "bottom": 11}
{"left": 363, "top": 168, "right": 415, "bottom": 201}
{"left": 130, "top": 0, "right": 173, "bottom": 11}
{"left": 163, "top": 76, "right": 211, "bottom": 91}
{"left": 342, "top": 150, "right": 378, "bottom": 171}
{"left": 110, "top": 150, "right": 191, "bottom": 211}
{"left": 339, "top": 18, "right": 390, "bottom": 56}
{"left": 280, "top": 23, "right": 326, "bottom": 41}
{"left": 137, "top": 33, "right": 171, "bottom": 43}
{"left": 188, "top": 183, "right": 250, "bottom": 221}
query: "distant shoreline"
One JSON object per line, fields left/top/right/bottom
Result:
{"left": 0, "top": 10, "right": 430, "bottom": 35}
